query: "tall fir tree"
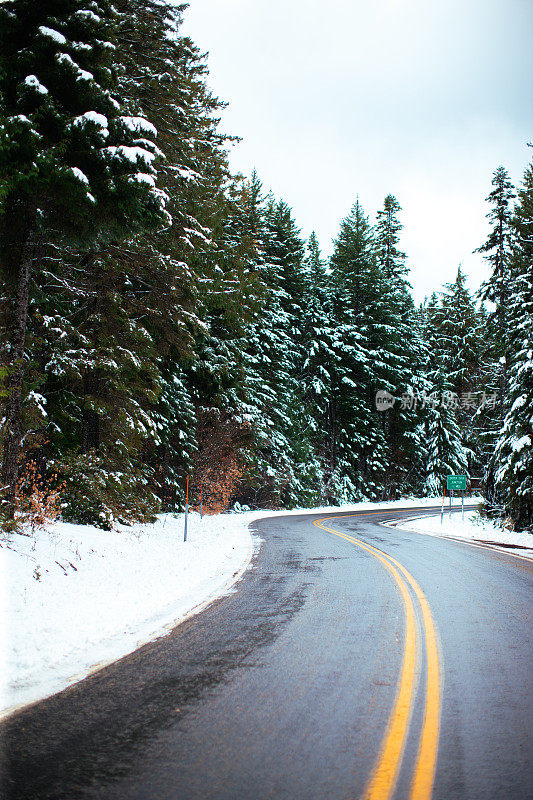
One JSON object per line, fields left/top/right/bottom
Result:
{"left": 419, "top": 293, "right": 471, "bottom": 495}
{"left": 329, "top": 199, "right": 387, "bottom": 498}
{"left": 373, "top": 195, "right": 420, "bottom": 495}
{"left": 476, "top": 166, "right": 516, "bottom": 335}
{"left": 243, "top": 196, "right": 310, "bottom": 506}
{"left": 493, "top": 158, "right": 533, "bottom": 529}
{"left": 301, "top": 232, "right": 336, "bottom": 493}
{"left": 431, "top": 266, "right": 482, "bottom": 399}
{"left": 0, "top": 0, "right": 168, "bottom": 510}
{"left": 474, "top": 166, "right": 516, "bottom": 500}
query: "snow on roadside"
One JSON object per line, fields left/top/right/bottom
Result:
{"left": 0, "top": 512, "right": 257, "bottom": 717}
{"left": 0, "top": 496, "right": 481, "bottom": 717}
{"left": 394, "top": 510, "right": 533, "bottom": 556}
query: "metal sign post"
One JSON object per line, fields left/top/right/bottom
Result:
{"left": 184, "top": 475, "right": 189, "bottom": 542}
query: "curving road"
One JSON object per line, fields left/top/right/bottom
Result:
{"left": 1, "top": 506, "right": 532, "bottom": 800}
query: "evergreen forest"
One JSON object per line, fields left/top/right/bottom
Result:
{"left": 1, "top": 0, "right": 532, "bottom": 531}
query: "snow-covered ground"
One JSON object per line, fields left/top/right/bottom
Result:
{"left": 392, "top": 509, "right": 533, "bottom": 557}
{"left": 0, "top": 511, "right": 257, "bottom": 717}
{"left": 0, "top": 496, "right": 480, "bottom": 718}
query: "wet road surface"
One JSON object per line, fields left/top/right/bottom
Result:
{"left": 1, "top": 506, "right": 532, "bottom": 800}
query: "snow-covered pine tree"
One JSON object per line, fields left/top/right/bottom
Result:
{"left": 112, "top": 0, "right": 232, "bottom": 510}
{"left": 247, "top": 196, "right": 312, "bottom": 506}
{"left": 431, "top": 266, "right": 482, "bottom": 398}
{"left": 184, "top": 170, "right": 275, "bottom": 510}
{"left": 426, "top": 267, "right": 483, "bottom": 488}
{"left": 419, "top": 295, "right": 471, "bottom": 495}
{"left": 401, "top": 304, "right": 434, "bottom": 492}
{"left": 373, "top": 195, "right": 420, "bottom": 496}
{"left": 214, "top": 184, "right": 317, "bottom": 508}
{"left": 0, "top": 0, "right": 168, "bottom": 511}
{"left": 494, "top": 158, "right": 533, "bottom": 530}
{"left": 374, "top": 195, "right": 408, "bottom": 285}
{"left": 185, "top": 173, "right": 267, "bottom": 511}
{"left": 17, "top": 1, "right": 252, "bottom": 523}
{"left": 474, "top": 167, "right": 517, "bottom": 500}
{"left": 300, "top": 232, "right": 336, "bottom": 498}
{"left": 475, "top": 166, "right": 516, "bottom": 341}
{"left": 329, "top": 199, "right": 387, "bottom": 499}
{"left": 423, "top": 388, "right": 471, "bottom": 496}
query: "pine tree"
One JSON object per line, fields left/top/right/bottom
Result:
{"left": 329, "top": 199, "right": 386, "bottom": 498}
{"left": 327, "top": 196, "right": 423, "bottom": 499}
{"left": 373, "top": 195, "right": 420, "bottom": 496}
{"left": 420, "top": 295, "right": 471, "bottom": 495}
{"left": 433, "top": 267, "right": 485, "bottom": 484}
{"left": 476, "top": 166, "right": 516, "bottom": 337}
{"left": 294, "top": 232, "right": 335, "bottom": 501}
{"left": 111, "top": 0, "right": 243, "bottom": 510}
{"left": 424, "top": 394, "right": 470, "bottom": 496}
{"left": 0, "top": 0, "right": 168, "bottom": 509}
{"left": 375, "top": 195, "right": 408, "bottom": 285}
{"left": 301, "top": 235, "right": 335, "bottom": 461}
{"left": 244, "top": 196, "right": 309, "bottom": 506}
{"left": 474, "top": 167, "right": 516, "bottom": 500}
{"left": 493, "top": 159, "right": 533, "bottom": 529}
{"left": 432, "top": 266, "right": 482, "bottom": 399}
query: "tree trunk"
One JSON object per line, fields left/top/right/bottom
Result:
{"left": 1, "top": 209, "right": 37, "bottom": 510}
{"left": 81, "top": 409, "right": 100, "bottom": 453}
{"left": 81, "top": 373, "right": 101, "bottom": 454}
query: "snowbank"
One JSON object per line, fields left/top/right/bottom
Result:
{"left": 391, "top": 509, "right": 533, "bottom": 557}
{"left": 0, "top": 496, "right": 481, "bottom": 718}
{"left": 0, "top": 512, "right": 256, "bottom": 717}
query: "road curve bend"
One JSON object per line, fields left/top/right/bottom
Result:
{"left": 1, "top": 506, "right": 532, "bottom": 800}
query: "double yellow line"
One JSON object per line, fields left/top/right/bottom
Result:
{"left": 313, "top": 514, "right": 441, "bottom": 800}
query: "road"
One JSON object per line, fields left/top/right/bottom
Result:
{"left": 1, "top": 506, "right": 532, "bottom": 800}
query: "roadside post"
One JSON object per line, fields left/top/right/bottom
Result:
{"left": 440, "top": 486, "right": 446, "bottom": 525}
{"left": 184, "top": 475, "right": 189, "bottom": 542}
{"left": 446, "top": 475, "right": 467, "bottom": 522}
{"left": 200, "top": 485, "right": 203, "bottom": 519}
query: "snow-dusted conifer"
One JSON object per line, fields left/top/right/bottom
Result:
{"left": 0, "top": 0, "right": 168, "bottom": 507}
{"left": 372, "top": 195, "right": 420, "bottom": 496}
{"left": 494, "top": 160, "right": 533, "bottom": 529}
{"left": 329, "top": 199, "right": 386, "bottom": 498}
{"left": 419, "top": 294, "right": 472, "bottom": 495}
{"left": 476, "top": 166, "right": 516, "bottom": 340}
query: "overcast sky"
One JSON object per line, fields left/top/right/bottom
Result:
{"left": 182, "top": 0, "right": 533, "bottom": 301}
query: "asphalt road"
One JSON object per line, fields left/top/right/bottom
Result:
{"left": 1, "top": 506, "right": 532, "bottom": 800}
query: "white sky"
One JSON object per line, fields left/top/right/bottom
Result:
{"left": 182, "top": 0, "right": 533, "bottom": 301}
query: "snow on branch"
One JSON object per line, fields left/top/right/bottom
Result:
{"left": 38, "top": 26, "right": 67, "bottom": 45}
{"left": 119, "top": 116, "right": 158, "bottom": 138}
{"left": 102, "top": 145, "right": 158, "bottom": 167}
{"left": 73, "top": 111, "right": 109, "bottom": 137}
{"left": 56, "top": 52, "right": 94, "bottom": 83}
{"left": 24, "top": 75, "right": 48, "bottom": 94}
{"left": 72, "top": 9, "right": 102, "bottom": 24}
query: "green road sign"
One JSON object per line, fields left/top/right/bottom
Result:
{"left": 447, "top": 475, "right": 467, "bottom": 491}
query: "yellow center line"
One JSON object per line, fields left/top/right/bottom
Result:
{"left": 313, "top": 512, "right": 441, "bottom": 800}
{"left": 314, "top": 518, "right": 417, "bottom": 800}
{"left": 389, "top": 561, "right": 440, "bottom": 800}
